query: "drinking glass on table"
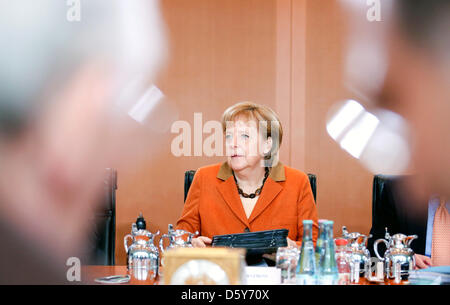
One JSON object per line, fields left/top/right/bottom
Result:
{"left": 276, "top": 246, "right": 300, "bottom": 284}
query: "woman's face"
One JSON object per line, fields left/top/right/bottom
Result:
{"left": 225, "top": 116, "right": 271, "bottom": 172}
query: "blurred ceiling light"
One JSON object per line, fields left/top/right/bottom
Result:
{"left": 326, "top": 99, "right": 364, "bottom": 140}
{"left": 340, "top": 111, "right": 379, "bottom": 159}
{"left": 327, "top": 99, "right": 410, "bottom": 175}
{"left": 128, "top": 85, "right": 165, "bottom": 124}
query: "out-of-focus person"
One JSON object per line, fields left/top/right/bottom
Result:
{"left": 176, "top": 102, "right": 319, "bottom": 259}
{"left": 379, "top": 0, "right": 450, "bottom": 266}
{"left": 380, "top": 0, "right": 450, "bottom": 200}
{"left": 0, "top": 0, "right": 166, "bottom": 284}
{"left": 340, "top": 0, "right": 450, "bottom": 267}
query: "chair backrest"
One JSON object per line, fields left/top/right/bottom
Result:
{"left": 369, "top": 174, "right": 428, "bottom": 257}
{"left": 184, "top": 170, "right": 197, "bottom": 202}
{"left": 87, "top": 168, "right": 117, "bottom": 265}
{"left": 307, "top": 174, "right": 317, "bottom": 203}
{"left": 368, "top": 174, "right": 399, "bottom": 257}
{"left": 372, "top": 174, "right": 395, "bottom": 221}
{"left": 184, "top": 170, "right": 317, "bottom": 203}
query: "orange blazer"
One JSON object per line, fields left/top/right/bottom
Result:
{"left": 176, "top": 161, "right": 319, "bottom": 246}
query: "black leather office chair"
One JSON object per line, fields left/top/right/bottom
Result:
{"left": 369, "top": 174, "right": 428, "bottom": 258}
{"left": 372, "top": 175, "right": 392, "bottom": 219}
{"left": 368, "top": 174, "right": 397, "bottom": 257}
{"left": 184, "top": 170, "right": 196, "bottom": 202}
{"left": 308, "top": 174, "right": 317, "bottom": 203}
{"left": 86, "top": 168, "right": 117, "bottom": 265}
{"left": 184, "top": 170, "right": 317, "bottom": 203}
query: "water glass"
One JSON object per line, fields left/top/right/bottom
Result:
{"left": 130, "top": 257, "right": 157, "bottom": 281}
{"left": 276, "top": 246, "right": 299, "bottom": 284}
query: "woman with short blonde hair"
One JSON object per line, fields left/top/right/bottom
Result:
{"left": 177, "top": 101, "right": 318, "bottom": 263}
{"left": 221, "top": 102, "right": 283, "bottom": 167}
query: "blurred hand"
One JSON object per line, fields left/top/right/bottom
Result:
{"left": 191, "top": 236, "right": 212, "bottom": 248}
{"left": 415, "top": 254, "right": 432, "bottom": 269}
{"left": 262, "top": 253, "right": 276, "bottom": 261}
{"left": 286, "top": 237, "right": 298, "bottom": 248}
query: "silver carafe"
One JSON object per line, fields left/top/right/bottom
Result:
{"left": 342, "top": 226, "right": 372, "bottom": 280}
{"left": 159, "top": 224, "right": 198, "bottom": 254}
{"left": 374, "top": 227, "right": 417, "bottom": 281}
{"left": 124, "top": 223, "right": 160, "bottom": 280}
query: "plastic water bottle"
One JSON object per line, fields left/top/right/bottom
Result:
{"left": 335, "top": 238, "right": 351, "bottom": 285}
{"left": 296, "top": 220, "right": 317, "bottom": 285}
{"left": 315, "top": 219, "right": 327, "bottom": 265}
{"left": 318, "top": 220, "right": 339, "bottom": 285}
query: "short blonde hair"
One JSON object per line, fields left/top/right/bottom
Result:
{"left": 221, "top": 101, "right": 283, "bottom": 161}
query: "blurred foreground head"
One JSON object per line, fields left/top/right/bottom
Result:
{"left": 0, "top": 0, "right": 166, "bottom": 282}
{"left": 386, "top": 0, "right": 450, "bottom": 198}
{"left": 340, "top": 0, "right": 450, "bottom": 199}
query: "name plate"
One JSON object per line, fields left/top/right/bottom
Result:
{"left": 244, "top": 267, "right": 281, "bottom": 285}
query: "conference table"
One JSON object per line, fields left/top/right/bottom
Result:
{"left": 81, "top": 265, "right": 408, "bottom": 285}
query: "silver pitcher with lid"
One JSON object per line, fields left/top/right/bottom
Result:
{"left": 159, "top": 224, "right": 198, "bottom": 254}
{"left": 124, "top": 214, "right": 160, "bottom": 280}
{"left": 374, "top": 227, "right": 417, "bottom": 281}
{"left": 342, "top": 226, "right": 372, "bottom": 280}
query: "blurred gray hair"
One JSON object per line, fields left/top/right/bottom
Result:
{"left": 0, "top": 0, "right": 166, "bottom": 135}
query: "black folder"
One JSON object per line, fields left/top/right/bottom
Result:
{"left": 211, "top": 229, "right": 289, "bottom": 256}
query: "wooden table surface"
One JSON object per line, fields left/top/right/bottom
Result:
{"left": 81, "top": 265, "right": 408, "bottom": 285}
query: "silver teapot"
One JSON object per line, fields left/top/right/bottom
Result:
{"left": 124, "top": 222, "right": 160, "bottom": 280}
{"left": 374, "top": 227, "right": 417, "bottom": 281}
{"left": 159, "top": 224, "right": 198, "bottom": 253}
{"left": 342, "top": 226, "right": 372, "bottom": 280}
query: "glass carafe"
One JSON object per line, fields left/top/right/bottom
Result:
{"left": 317, "top": 220, "right": 338, "bottom": 285}
{"left": 296, "top": 220, "right": 317, "bottom": 285}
